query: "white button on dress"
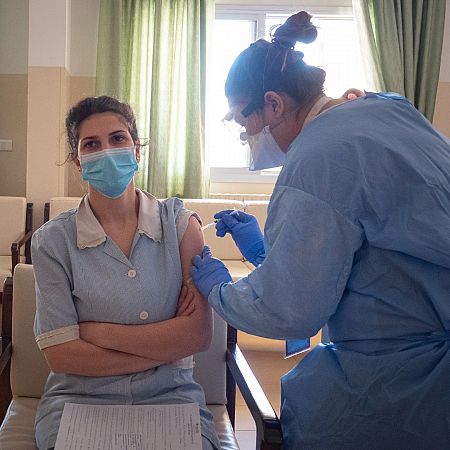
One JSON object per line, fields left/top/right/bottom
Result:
{"left": 139, "top": 311, "right": 149, "bottom": 320}
{"left": 127, "top": 269, "right": 137, "bottom": 278}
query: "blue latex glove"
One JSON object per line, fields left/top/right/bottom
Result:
{"left": 191, "top": 245, "right": 232, "bottom": 299}
{"left": 214, "top": 210, "right": 266, "bottom": 266}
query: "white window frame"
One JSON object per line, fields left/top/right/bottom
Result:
{"left": 209, "top": 2, "right": 354, "bottom": 184}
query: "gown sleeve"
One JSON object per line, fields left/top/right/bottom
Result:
{"left": 208, "top": 185, "right": 364, "bottom": 339}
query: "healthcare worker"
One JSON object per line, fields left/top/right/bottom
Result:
{"left": 191, "top": 11, "right": 450, "bottom": 450}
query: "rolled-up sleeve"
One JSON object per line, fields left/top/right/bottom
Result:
{"left": 169, "top": 198, "right": 202, "bottom": 245}
{"left": 208, "top": 186, "right": 364, "bottom": 339}
{"left": 32, "top": 227, "right": 80, "bottom": 349}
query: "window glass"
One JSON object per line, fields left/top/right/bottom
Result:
{"left": 209, "top": 19, "right": 254, "bottom": 168}
{"left": 208, "top": 9, "right": 366, "bottom": 171}
{"left": 265, "top": 15, "right": 366, "bottom": 97}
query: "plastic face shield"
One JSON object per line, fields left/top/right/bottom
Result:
{"left": 222, "top": 107, "right": 248, "bottom": 145}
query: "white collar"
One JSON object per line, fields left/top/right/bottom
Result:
{"left": 76, "top": 189, "right": 162, "bottom": 249}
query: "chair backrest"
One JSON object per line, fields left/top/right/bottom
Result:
{"left": 11, "top": 264, "right": 49, "bottom": 398}
{"left": 243, "top": 201, "right": 269, "bottom": 232}
{"left": 46, "top": 197, "right": 82, "bottom": 221}
{"left": 183, "top": 199, "right": 245, "bottom": 260}
{"left": 10, "top": 264, "right": 229, "bottom": 406}
{"left": 209, "top": 193, "right": 271, "bottom": 202}
{"left": 193, "top": 311, "right": 228, "bottom": 405}
{"left": 0, "top": 197, "right": 27, "bottom": 255}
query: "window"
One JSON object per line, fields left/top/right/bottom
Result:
{"left": 207, "top": 3, "right": 368, "bottom": 182}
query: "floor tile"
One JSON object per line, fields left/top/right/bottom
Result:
{"left": 234, "top": 347, "right": 318, "bottom": 447}
{"left": 235, "top": 430, "right": 256, "bottom": 450}
{"left": 235, "top": 404, "right": 256, "bottom": 431}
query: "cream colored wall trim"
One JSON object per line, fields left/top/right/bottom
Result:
{"left": 26, "top": 66, "right": 70, "bottom": 229}
{"left": 67, "top": 75, "right": 96, "bottom": 196}
{"left": 210, "top": 182, "right": 275, "bottom": 195}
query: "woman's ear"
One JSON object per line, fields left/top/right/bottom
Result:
{"left": 264, "top": 91, "right": 285, "bottom": 118}
{"left": 73, "top": 156, "right": 82, "bottom": 173}
{"left": 135, "top": 140, "right": 141, "bottom": 163}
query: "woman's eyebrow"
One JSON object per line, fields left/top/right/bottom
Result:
{"left": 80, "top": 135, "right": 98, "bottom": 142}
{"left": 109, "top": 129, "right": 127, "bottom": 135}
{"left": 80, "top": 129, "right": 127, "bottom": 142}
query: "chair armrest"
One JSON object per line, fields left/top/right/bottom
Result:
{"left": 0, "top": 341, "right": 12, "bottom": 422}
{"left": 1, "top": 277, "right": 13, "bottom": 350}
{"left": 11, "top": 229, "right": 33, "bottom": 269}
{"left": 1, "top": 277, "right": 13, "bottom": 418}
{"left": 227, "top": 344, "right": 282, "bottom": 450}
{"left": 44, "top": 202, "right": 50, "bottom": 223}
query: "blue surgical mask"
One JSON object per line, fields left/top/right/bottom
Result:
{"left": 79, "top": 146, "right": 138, "bottom": 199}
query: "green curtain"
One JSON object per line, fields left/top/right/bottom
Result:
{"left": 352, "top": 0, "right": 446, "bottom": 121}
{"left": 96, "top": 0, "right": 213, "bottom": 198}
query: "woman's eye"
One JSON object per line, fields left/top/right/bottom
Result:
{"left": 112, "top": 134, "right": 126, "bottom": 143}
{"left": 83, "top": 141, "right": 97, "bottom": 149}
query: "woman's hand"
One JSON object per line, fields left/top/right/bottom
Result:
{"left": 176, "top": 284, "right": 196, "bottom": 317}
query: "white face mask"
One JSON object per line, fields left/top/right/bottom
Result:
{"left": 243, "top": 94, "right": 333, "bottom": 171}
{"left": 243, "top": 126, "right": 286, "bottom": 171}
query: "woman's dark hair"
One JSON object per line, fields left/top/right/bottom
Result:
{"left": 225, "top": 11, "right": 326, "bottom": 116}
{"left": 66, "top": 96, "right": 139, "bottom": 159}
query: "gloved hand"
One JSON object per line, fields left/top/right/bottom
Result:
{"left": 214, "top": 210, "right": 266, "bottom": 266}
{"left": 191, "top": 245, "right": 232, "bottom": 299}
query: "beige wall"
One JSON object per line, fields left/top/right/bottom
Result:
{"left": 434, "top": 81, "right": 450, "bottom": 136}
{"left": 433, "top": 0, "right": 450, "bottom": 136}
{"left": 0, "top": 0, "right": 29, "bottom": 196}
{"left": 0, "top": 74, "right": 28, "bottom": 196}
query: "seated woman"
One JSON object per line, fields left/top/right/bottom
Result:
{"left": 32, "top": 96, "right": 220, "bottom": 450}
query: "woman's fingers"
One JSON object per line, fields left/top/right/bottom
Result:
{"left": 183, "top": 299, "right": 196, "bottom": 316}
{"left": 176, "top": 286, "right": 195, "bottom": 316}
{"left": 176, "top": 285, "right": 188, "bottom": 314}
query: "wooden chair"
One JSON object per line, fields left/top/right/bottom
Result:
{"left": 0, "top": 264, "right": 282, "bottom": 449}
{"left": 43, "top": 197, "right": 81, "bottom": 223}
{"left": 0, "top": 197, "right": 32, "bottom": 308}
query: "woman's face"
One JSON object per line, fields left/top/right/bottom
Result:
{"left": 77, "top": 112, "right": 138, "bottom": 158}
{"left": 227, "top": 98, "right": 266, "bottom": 138}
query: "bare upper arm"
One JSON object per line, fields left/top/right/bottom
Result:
{"left": 179, "top": 215, "right": 204, "bottom": 283}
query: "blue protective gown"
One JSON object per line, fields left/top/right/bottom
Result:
{"left": 209, "top": 93, "right": 450, "bottom": 449}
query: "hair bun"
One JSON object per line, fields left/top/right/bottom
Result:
{"left": 272, "top": 11, "right": 318, "bottom": 48}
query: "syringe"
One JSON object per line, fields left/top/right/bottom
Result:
{"left": 201, "top": 219, "right": 218, "bottom": 231}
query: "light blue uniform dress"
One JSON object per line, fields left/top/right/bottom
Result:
{"left": 209, "top": 93, "right": 450, "bottom": 449}
{"left": 32, "top": 190, "right": 220, "bottom": 450}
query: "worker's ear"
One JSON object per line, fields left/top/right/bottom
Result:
{"left": 264, "top": 91, "right": 285, "bottom": 118}
{"left": 135, "top": 139, "right": 141, "bottom": 164}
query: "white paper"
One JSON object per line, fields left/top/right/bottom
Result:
{"left": 54, "top": 402, "right": 202, "bottom": 450}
